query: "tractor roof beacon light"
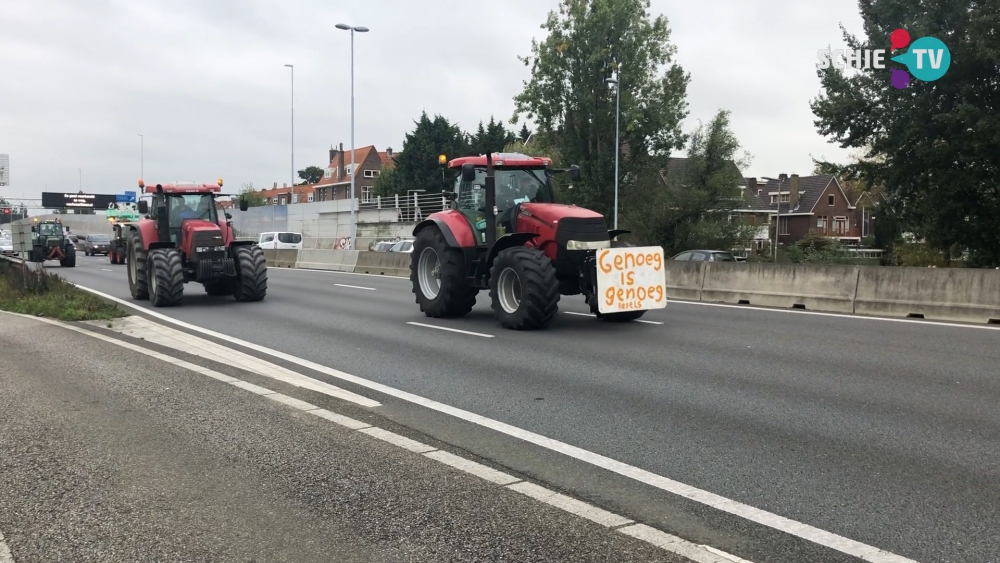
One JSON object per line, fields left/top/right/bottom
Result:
{"left": 438, "top": 154, "right": 447, "bottom": 165}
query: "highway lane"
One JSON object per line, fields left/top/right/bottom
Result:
{"left": 57, "top": 255, "right": 1000, "bottom": 562}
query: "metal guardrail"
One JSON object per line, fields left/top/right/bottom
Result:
{"left": 358, "top": 192, "right": 450, "bottom": 221}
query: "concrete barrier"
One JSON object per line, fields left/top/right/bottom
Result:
{"left": 261, "top": 248, "right": 277, "bottom": 265}
{"left": 272, "top": 249, "right": 298, "bottom": 268}
{"left": 700, "top": 262, "right": 860, "bottom": 314}
{"left": 354, "top": 251, "right": 412, "bottom": 277}
{"left": 855, "top": 266, "right": 1000, "bottom": 324}
{"left": 296, "top": 249, "right": 360, "bottom": 272}
{"left": 664, "top": 262, "right": 706, "bottom": 300}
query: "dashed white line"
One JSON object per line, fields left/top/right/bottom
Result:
{"left": 335, "top": 283, "right": 376, "bottom": 291}
{"left": 406, "top": 321, "right": 495, "bottom": 338}
{"left": 0, "top": 529, "right": 14, "bottom": 563}
{"left": 64, "top": 285, "right": 919, "bottom": 563}
{"left": 636, "top": 319, "right": 664, "bottom": 325}
{"left": 507, "top": 481, "right": 633, "bottom": 528}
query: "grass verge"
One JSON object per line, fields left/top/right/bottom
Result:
{"left": 0, "top": 260, "right": 128, "bottom": 321}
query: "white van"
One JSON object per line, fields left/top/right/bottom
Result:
{"left": 257, "top": 231, "right": 303, "bottom": 250}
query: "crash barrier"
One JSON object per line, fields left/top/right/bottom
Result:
{"left": 258, "top": 248, "right": 1000, "bottom": 325}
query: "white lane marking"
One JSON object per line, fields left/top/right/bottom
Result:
{"left": 308, "top": 408, "right": 372, "bottom": 430}
{"left": 0, "top": 529, "right": 14, "bottom": 563}
{"left": 358, "top": 426, "right": 437, "bottom": 453}
{"left": 507, "top": 481, "right": 633, "bottom": 528}
{"left": 669, "top": 298, "right": 1000, "bottom": 331}
{"left": 564, "top": 311, "right": 662, "bottom": 325}
{"left": 406, "top": 321, "right": 495, "bottom": 338}
{"left": 335, "top": 283, "right": 376, "bottom": 291}
{"left": 618, "top": 524, "right": 752, "bottom": 563}
{"left": 280, "top": 267, "right": 410, "bottom": 280}
{"left": 636, "top": 319, "right": 664, "bottom": 325}
{"left": 266, "top": 392, "right": 321, "bottom": 411}
{"left": 424, "top": 450, "right": 522, "bottom": 486}
{"left": 100, "top": 268, "right": 113, "bottom": 272}
{"left": 228, "top": 380, "right": 276, "bottom": 395}
{"left": 87, "top": 316, "right": 380, "bottom": 408}
{"left": 67, "top": 285, "right": 917, "bottom": 563}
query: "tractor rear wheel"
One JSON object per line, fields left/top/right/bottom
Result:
{"left": 59, "top": 244, "right": 76, "bottom": 267}
{"left": 232, "top": 245, "right": 267, "bottom": 302}
{"left": 489, "top": 246, "right": 560, "bottom": 330}
{"left": 411, "top": 227, "right": 478, "bottom": 317}
{"left": 587, "top": 240, "right": 646, "bottom": 322}
{"left": 148, "top": 248, "right": 184, "bottom": 307}
{"left": 127, "top": 230, "right": 149, "bottom": 300}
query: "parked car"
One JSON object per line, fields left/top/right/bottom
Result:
{"left": 0, "top": 232, "right": 14, "bottom": 256}
{"left": 84, "top": 233, "right": 112, "bottom": 256}
{"left": 669, "top": 250, "right": 739, "bottom": 262}
{"left": 371, "top": 241, "right": 396, "bottom": 252}
{"left": 388, "top": 240, "right": 413, "bottom": 253}
{"left": 257, "top": 231, "right": 303, "bottom": 250}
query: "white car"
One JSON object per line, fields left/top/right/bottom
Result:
{"left": 388, "top": 240, "right": 413, "bottom": 253}
{"left": 0, "top": 234, "right": 14, "bottom": 256}
{"left": 257, "top": 231, "right": 303, "bottom": 250}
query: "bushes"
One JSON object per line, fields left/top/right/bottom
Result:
{"left": 0, "top": 261, "right": 127, "bottom": 321}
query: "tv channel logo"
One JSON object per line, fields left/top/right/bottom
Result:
{"left": 817, "top": 28, "right": 951, "bottom": 89}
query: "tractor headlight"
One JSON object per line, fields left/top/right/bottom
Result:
{"left": 566, "top": 239, "right": 611, "bottom": 250}
{"left": 196, "top": 246, "right": 226, "bottom": 253}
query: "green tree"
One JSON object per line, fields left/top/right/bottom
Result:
{"left": 511, "top": 0, "right": 690, "bottom": 219}
{"left": 391, "top": 112, "right": 472, "bottom": 196}
{"left": 811, "top": 0, "right": 1000, "bottom": 266}
{"left": 297, "top": 166, "right": 324, "bottom": 184}
{"left": 469, "top": 116, "right": 517, "bottom": 155}
{"left": 373, "top": 164, "right": 400, "bottom": 198}
{"left": 518, "top": 123, "right": 532, "bottom": 142}
{"left": 237, "top": 182, "right": 266, "bottom": 207}
{"left": 623, "top": 110, "right": 757, "bottom": 254}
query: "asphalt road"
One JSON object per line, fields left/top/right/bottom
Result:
{"left": 0, "top": 312, "right": 691, "bottom": 563}
{"left": 52, "top": 254, "right": 1000, "bottom": 562}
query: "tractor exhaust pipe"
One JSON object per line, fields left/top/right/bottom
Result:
{"left": 155, "top": 184, "right": 169, "bottom": 244}
{"left": 485, "top": 151, "right": 497, "bottom": 251}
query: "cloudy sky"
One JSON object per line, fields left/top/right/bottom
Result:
{"left": 0, "top": 0, "right": 865, "bottom": 206}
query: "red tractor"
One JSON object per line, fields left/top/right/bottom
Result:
{"left": 410, "top": 152, "right": 667, "bottom": 330}
{"left": 124, "top": 179, "right": 266, "bottom": 307}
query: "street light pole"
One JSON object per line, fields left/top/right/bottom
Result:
{"left": 284, "top": 64, "right": 294, "bottom": 201}
{"left": 605, "top": 77, "right": 621, "bottom": 230}
{"left": 137, "top": 134, "right": 143, "bottom": 179}
{"left": 335, "top": 23, "right": 369, "bottom": 250}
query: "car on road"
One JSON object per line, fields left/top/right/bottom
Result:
{"left": 669, "top": 250, "right": 740, "bottom": 262}
{"left": 388, "top": 239, "right": 413, "bottom": 253}
{"left": 371, "top": 240, "right": 397, "bottom": 252}
{"left": 0, "top": 232, "right": 14, "bottom": 256}
{"left": 84, "top": 233, "right": 113, "bottom": 256}
{"left": 257, "top": 231, "right": 303, "bottom": 250}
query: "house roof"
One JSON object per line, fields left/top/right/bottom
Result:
{"left": 315, "top": 145, "right": 379, "bottom": 188}
{"left": 737, "top": 174, "right": 845, "bottom": 215}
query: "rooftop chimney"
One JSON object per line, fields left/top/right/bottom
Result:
{"left": 386, "top": 147, "right": 393, "bottom": 157}
{"left": 283, "top": 183, "right": 287, "bottom": 189}
{"left": 273, "top": 182, "right": 277, "bottom": 189}
{"left": 789, "top": 174, "right": 800, "bottom": 210}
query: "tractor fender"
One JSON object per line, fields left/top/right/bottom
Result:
{"left": 413, "top": 210, "right": 476, "bottom": 248}
{"left": 486, "top": 233, "right": 539, "bottom": 270}
{"left": 228, "top": 240, "right": 255, "bottom": 249}
{"left": 608, "top": 229, "right": 630, "bottom": 240}
{"left": 148, "top": 241, "right": 176, "bottom": 250}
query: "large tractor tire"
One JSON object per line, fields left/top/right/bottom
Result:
{"left": 232, "top": 245, "right": 267, "bottom": 302}
{"left": 410, "top": 227, "right": 478, "bottom": 318}
{"left": 148, "top": 248, "right": 184, "bottom": 307}
{"left": 127, "top": 230, "right": 149, "bottom": 300}
{"left": 586, "top": 240, "right": 646, "bottom": 322}
{"left": 488, "top": 246, "right": 560, "bottom": 330}
{"left": 59, "top": 244, "right": 76, "bottom": 267}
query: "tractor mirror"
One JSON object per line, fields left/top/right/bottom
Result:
{"left": 225, "top": 212, "right": 232, "bottom": 220}
{"left": 239, "top": 198, "right": 249, "bottom": 212}
{"left": 569, "top": 165, "right": 581, "bottom": 181}
{"left": 137, "top": 200, "right": 149, "bottom": 214}
{"left": 462, "top": 163, "right": 476, "bottom": 183}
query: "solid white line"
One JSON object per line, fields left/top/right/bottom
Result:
{"left": 100, "top": 268, "right": 113, "bottom": 272}
{"left": 335, "top": 283, "right": 376, "bottom": 291}
{"left": 406, "top": 321, "right": 495, "bottom": 338}
{"left": 424, "top": 450, "right": 522, "bottom": 486}
{"left": 618, "top": 524, "right": 747, "bottom": 563}
{"left": 308, "top": 408, "right": 372, "bottom": 430}
{"left": 670, "top": 298, "right": 1000, "bottom": 331}
{"left": 266, "top": 392, "right": 321, "bottom": 412}
{"left": 636, "top": 319, "right": 664, "bottom": 325}
{"left": 358, "top": 426, "right": 437, "bottom": 453}
{"left": 229, "top": 380, "right": 276, "bottom": 395}
{"left": 66, "top": 284, "right": 918, "bottom": 563}
{"left": 0, "top": 529, "right": 13, "bottom": 563}
{"left": 506, "top": 481, "right": 633, "bottom": 528}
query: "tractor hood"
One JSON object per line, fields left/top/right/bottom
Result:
{"left": 181, "top": 219, "right": 222, "bottom": 237}
{"left": 517, "top": 202, "right": 604, "bottom": 226}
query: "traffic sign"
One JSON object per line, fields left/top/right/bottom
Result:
{"left": 116, "top": 193, "right": 136, "bottom": 203}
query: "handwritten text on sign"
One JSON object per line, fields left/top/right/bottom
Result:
{"left": 596, "top": 246, "right": 668, "bottom": 314}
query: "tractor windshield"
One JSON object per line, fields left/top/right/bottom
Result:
{"left": 37, "top": 223, "right": 62, "bottom": 236}
{"left": 455, "top": 168, "right": 552, "bottom": 214}
{"left": 168, "top": 194, "right": 217, "bottom": 227}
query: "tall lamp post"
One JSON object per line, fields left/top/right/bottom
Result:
{"left": 605, "top": 76, "right": 621, "bottom": 230}
{"left": 335, "top": 22, "right": 369, "bottom": 249}
{"left": 764, "top": 174, "right": 788, "bottom": 262}
{"left": 284, "top": 64, "right": 294, "bottom": 201}
{"left": 137, "top": 134, "right": 143, "bottom": 179}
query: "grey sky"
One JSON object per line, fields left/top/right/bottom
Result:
{"left": 0, "top": 0, "right": 864, "bottom": 204}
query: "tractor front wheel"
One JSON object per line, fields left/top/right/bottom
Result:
{"left": 411, "top": 227, "right": 478, "bottom": 317}
{"left": 59, "top": 244, "right": 76, "bottom": 267}
{"left": 489, "top": 246, "right": 559, "bottom": 330}
{"left": 127, "top": 230, "right": 149, "bottom": 300}
{"left": 149, "top": 248, "right": 184, "bottom": 307}
{"left": 232, "top": 245, "right": 267, "bottom": 302}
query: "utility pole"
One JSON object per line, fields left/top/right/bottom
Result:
{"left": 605, "top": 76, "right": 621, "bottom": 230}
{"left": 284, "top": 64, "right": 294, "bottom": 201}
{"left": 335, "top": 23, "right": 369, "bottom": 249}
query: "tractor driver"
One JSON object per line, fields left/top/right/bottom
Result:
{"left": 497, "top": 173, "right": 541, "bottom": 234}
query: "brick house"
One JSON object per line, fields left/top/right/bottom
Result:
{"left": 313, "top": 143, "right": 385, "bottom": 203}
{"left": 736, "top": 174, "right": 876, "bottom": 247}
